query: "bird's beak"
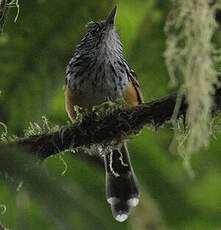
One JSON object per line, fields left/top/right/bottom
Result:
{"left": 105, "top": 5, "right": 117, "bottom": 27}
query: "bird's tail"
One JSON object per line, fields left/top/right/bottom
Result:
{"left": 104, "top": 143, "right": 139, "bottom": 222}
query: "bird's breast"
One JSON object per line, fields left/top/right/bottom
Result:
{"left": 67, "top": 61, "right": 130, "bottom": 108}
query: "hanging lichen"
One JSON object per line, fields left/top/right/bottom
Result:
{"left": 164, "top": 0, "right": 220, "bottom": 166}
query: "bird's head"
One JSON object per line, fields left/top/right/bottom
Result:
{"left": 75, "top": 6, "right": 122, "bottom": 56}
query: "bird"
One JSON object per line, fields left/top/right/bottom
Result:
{"left": 65, "top": 5, "right": 143, "bottom": 222}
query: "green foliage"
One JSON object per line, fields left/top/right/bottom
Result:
{"left": 0, "top": 0, "right": 221, "bottom": 229}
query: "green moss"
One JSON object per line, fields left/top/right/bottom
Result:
{"left": 23, "top": 116, "right": 59, "bottom": 138}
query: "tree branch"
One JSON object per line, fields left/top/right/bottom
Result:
{"left": 2, "top": 87, "right": 221, "bottom": 160}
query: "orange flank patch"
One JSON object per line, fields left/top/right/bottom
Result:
{"left": 65, "top": 87, "right": 80, "bottom": 122}
{"left": 66, "top": 82, "right": 142, "bottom": 122}
{"left": 123, "top": 82, "right": 140, "bottom": 106}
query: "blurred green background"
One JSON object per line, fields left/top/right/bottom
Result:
{"left": 1, "top": 0, "right": 221, "bottom": 229}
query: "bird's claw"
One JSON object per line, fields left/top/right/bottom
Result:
{"left": 59, "top": 125, "right": 69, "bottom": 145}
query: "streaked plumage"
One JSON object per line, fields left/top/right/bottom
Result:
{"left": 65, "top": 6, "right": 143, "bottom": 222}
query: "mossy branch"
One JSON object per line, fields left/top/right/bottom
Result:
{"left": 2, "top": 87, "right": 221, "bottom": 160}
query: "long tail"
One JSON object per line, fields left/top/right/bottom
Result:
{"left": 104, "top": 143, "right": 139, "bottom": 222}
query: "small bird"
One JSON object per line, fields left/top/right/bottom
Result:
{"left": 65, "top": 6, "right": 143, "bottom": 222}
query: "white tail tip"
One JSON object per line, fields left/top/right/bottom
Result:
{"left": 127, "top": 198, "right": 139, "bottom": 207}
{"left": 107, "top": 197, "right": 119, "bottom": 205}
{"left": 115, "top": 213, "right": 128, "bottom": 222}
